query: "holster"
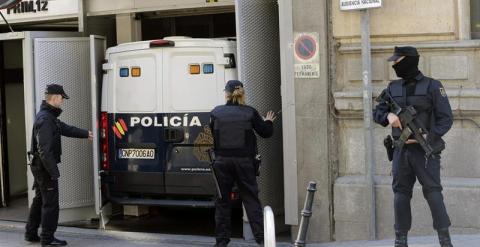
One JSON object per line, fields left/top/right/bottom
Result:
{"left": 27, "top": 151, "right": 39, "bottom": 166}
{"left": 383, "top": 135, "right": 394, "bottom": 162}
{"left": 254, "top": 154, "right": 261, "bottom": 176}
{"left": 29, "top": 155, "right": 51, "bottom": 190}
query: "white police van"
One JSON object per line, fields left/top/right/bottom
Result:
{"left": 99, "top": 37, "right": 238, "bottom": 208}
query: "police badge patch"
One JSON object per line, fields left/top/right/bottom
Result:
{"left": 439, "top": 87, "right": 447, "bottom": 97}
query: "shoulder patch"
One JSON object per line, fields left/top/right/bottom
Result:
{"left": 439, "top": 87, "right": 447, "bottom": 97}
{"left": 438, "top": 87, "right": 447, "bottom": 97}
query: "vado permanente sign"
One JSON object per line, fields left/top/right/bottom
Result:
{"left": 0, "top": 0, "right": 78, "bottom": 24}
{"left": 340, "top": 0, "right": 382, "bottom": 11}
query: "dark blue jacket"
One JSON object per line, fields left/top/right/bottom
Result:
{"left": 373, "top": 72, "right": 453, "bottom": 143}
{"left": 31, "top": 101, "right": 89, "bottom": 179}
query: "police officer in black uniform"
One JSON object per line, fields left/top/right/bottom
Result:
{"left": 210, "top": 80, "right": 276, "bottom": 247}
{"left": 25, "top": 84, "right": 93, "bottom": 246}
{"left": 373, "top": 47, "right": 454, "bottom": 247}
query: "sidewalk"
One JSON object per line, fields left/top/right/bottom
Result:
{"left": 0, "top": 220, "right": 284, "bottom": 247}
{"left": 310, "top": 234, "right": 480, "bottom": 247}
{"left": 0, "top": 220, "right": 479, "bottom": 246}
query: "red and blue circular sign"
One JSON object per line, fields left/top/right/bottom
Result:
{"left": 295, "top": 34, "right": 318, "bottom": 61}
{"left": 0, "top": 0, "right": 22, "bottom": 10}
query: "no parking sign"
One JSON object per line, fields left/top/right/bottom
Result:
{"left": 294, "top": 32, "right": 320, "bottom": 78}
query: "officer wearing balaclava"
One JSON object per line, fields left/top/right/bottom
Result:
{"left": 373, "top": 47, "right": 454, "bottom": 247}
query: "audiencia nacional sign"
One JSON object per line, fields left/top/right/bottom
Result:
{"left": 340, "top": 0, "right": 382, "bottom": 11}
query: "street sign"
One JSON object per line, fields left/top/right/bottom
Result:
{"left": 294, "top": 32, "right": 320, "bottom": 79}
{"left": 0, "top": 0, "right": 21, "bottom": 10}
{"left": 295, "top": 35, "right": 317, "bottom": 61}
{"left": 340, "top": 0, "right": 382, "bottom": 11}
{"left": 0, "top": 0, "right": 79, "bottom": 24}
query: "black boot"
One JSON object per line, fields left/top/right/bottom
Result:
{"left": 394, "top": 230, "right": 408, "bottom": 247}
{"left": 213, "top": 239, "right": 229, "bottom": 247}
{"left": 24, "top": 233, "right": 40, "bottom": 242}
{"left": 213, "top": 243, "right": 228, "bottom": 247}
{"left": 41, "top": 238, "right": 68, "bottom": 246}
{"left": 438, "top": 228, "right": 453, "bottom": 247}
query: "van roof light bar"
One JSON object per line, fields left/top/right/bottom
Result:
{"left": 150, "top": 40, "right": 175, "bottom": 48}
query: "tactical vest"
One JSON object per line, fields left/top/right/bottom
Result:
{"left": 211, "top": 105, "right": 255, "bottom": 157}
{"left": 389, "top": 78, "right": 433, "bottom": 138}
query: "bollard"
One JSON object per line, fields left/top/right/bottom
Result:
{"left": 263, "top": 206, "right": 276, "bottom": 247}
{"left": 294, "top": 181, "right": 317, "bottom": 247}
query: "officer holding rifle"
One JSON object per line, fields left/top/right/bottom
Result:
{"left": 373, "top": 47, "right": 454, "bottom": 247}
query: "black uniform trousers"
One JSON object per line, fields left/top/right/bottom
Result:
{"left": 214, "top": 156, "right": 263, "bottom": 244}
{"left": 25, "top": 158, "right": 60, "bottom": 243}
{"left": 392, "top": 143, "right": 451, "bottom": 231}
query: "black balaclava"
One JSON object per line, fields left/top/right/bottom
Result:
{"left": 392, "top": 56, "right": 420, "bottom": 79}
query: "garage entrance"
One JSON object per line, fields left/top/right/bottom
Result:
{"left": 141, "top": 12, "right": 236, "bottom": 40}
{"left": 0, "top": 32, "right": 104, "bottom": 226}
{"left": 0, "top": 39, "right": 28, "bottom": 222}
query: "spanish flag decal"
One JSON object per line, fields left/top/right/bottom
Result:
{"left": 113, "top": 118, "right": 128, "bottom": 139}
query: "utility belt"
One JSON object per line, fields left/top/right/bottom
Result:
{"left": 213, "top": 151, "right": 262, "bottom": 176}
{"left": 383, "top": 134, "right": 445, "bottom": 162}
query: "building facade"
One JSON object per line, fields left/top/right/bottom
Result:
{"left": 0, "top": 0, "right": 479, "bottom": 244}
{"left": 285, "top": 0, "right": 480, "bottom": 242}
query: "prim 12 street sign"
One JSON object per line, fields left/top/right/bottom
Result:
{"left": 0, "top": 0, "right": 79, "bottom": 24}
{"left": 340, "top": 0, "right": 382, "bottom": 11}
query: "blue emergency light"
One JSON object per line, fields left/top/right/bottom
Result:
{"left": 203, "top": 64, "right": 214, "bottom": 74}
{"left": 119, "top": 68, "right": 129, "bottom": 77}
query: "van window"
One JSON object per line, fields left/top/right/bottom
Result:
{"left": 115, "top": 54, "right": 157, "bottom": 112}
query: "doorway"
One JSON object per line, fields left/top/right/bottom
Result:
{"left": 141, "top": 12, "right": 236, "bottom": 40}
{"left": 0, "top": 39, "right": 29, "bottom": 222}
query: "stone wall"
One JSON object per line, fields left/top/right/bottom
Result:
{"left": 332, "top": 40, "right": 480, "bottom": 240}
{"left": 331, "top": 0, "right": 464, "bottom": 44}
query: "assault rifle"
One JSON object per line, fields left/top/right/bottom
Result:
{"left": 376, "top": 89, "right": 445, "bottom": 160}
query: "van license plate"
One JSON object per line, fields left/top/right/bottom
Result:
{"left": 119, "top": 149, "right": 155, "bottom": 159}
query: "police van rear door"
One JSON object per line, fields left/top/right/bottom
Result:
{"left": 162, "top": 46, "right": 226, "bottom": 196}
{"left": 107, "top": 47, "right": 165, "bottom": 196}
{"left": 89, "top": 35, "right": 110, "bottom": 228}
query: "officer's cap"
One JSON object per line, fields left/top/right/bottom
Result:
{"left": 224, "top": 80, "right": 244, "bottom": 93}
{"left": 387, "top": 46, "right": 419, "bottom": 62}
{"left": 45, "top": 84, "right": 69, "bottom": 99}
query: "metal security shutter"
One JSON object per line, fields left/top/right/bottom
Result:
{"left": 89, "top": 35, "right": 107, "bottom": 219}
{"left": 33, "top": 38, "right": 94, "bottom": 211}
{"left": 235, "top": 0, "right": 284, "bottom": 225}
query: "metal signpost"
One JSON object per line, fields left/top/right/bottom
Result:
{"left": 340, "top": 0, "right": 382, "bottom": 240}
